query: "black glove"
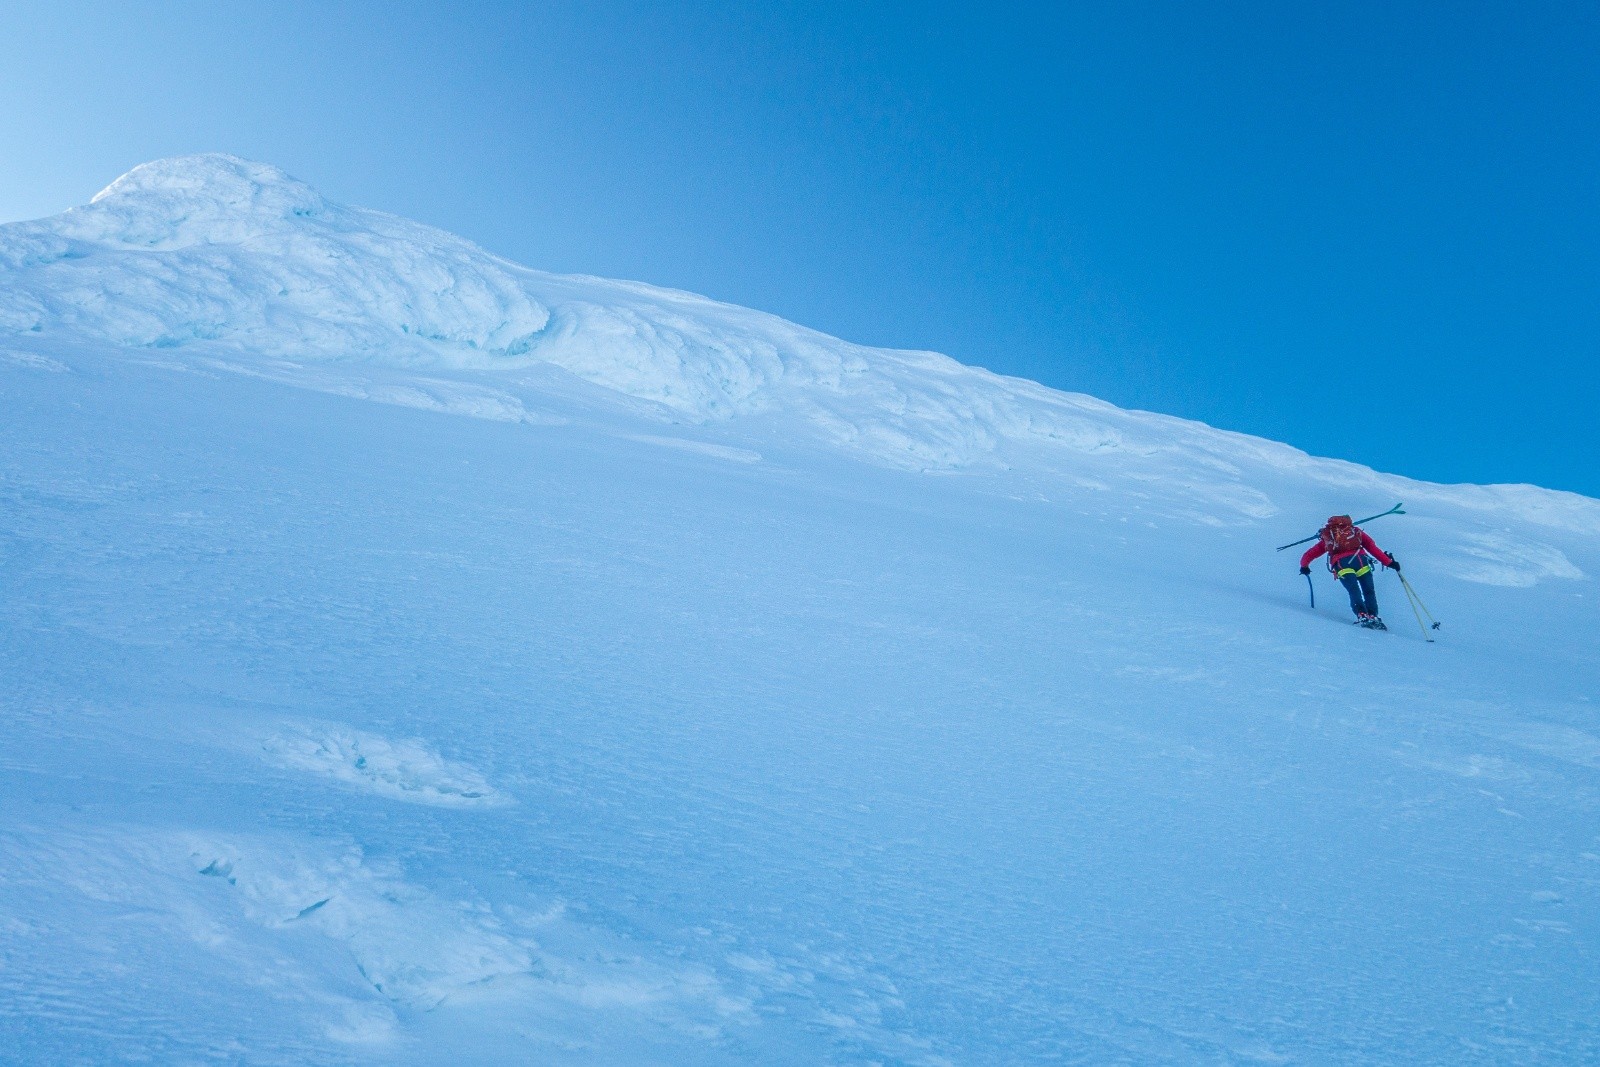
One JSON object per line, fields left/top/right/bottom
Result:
{"left": 1388, "top": 557, "right": 1401, "bottom": 572}
{"left": 1299, "top": 565, "right": 1311, "bottom": 576}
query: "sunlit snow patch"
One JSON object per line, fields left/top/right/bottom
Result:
{"left": 1499, "top": 721, "right": 1600, "bottom": 771}
{"left": 0, "top": 347, "right": 69, "bottom": 373}
{"left": 1451, "top": 532, "right": 1586, "bottom": 587}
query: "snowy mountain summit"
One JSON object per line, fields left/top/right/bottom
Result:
{"left": 3, "top": 155, "right": 549, "bottom": 361}
{"left": 3, "top": 156, "right": 1600, "bottom": 1064}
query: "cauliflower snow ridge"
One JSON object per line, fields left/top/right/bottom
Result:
{"left": 0, "top": 154, "right": 1173, "bottom": 468}
{"left": 0, "top": 155, "right": 551, "bottom": 365}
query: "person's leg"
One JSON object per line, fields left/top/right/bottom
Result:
{"left": 1357, "top": 572, "right": 1378, "bottom": 616}
{"left": 1340, "top": 574, "right": 1366, "bottom": 616}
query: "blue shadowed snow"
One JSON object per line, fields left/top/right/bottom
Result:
{"left": 1, "top": 158, "right": 1597, "bottom": 1064}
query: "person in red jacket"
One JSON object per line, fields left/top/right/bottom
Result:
{"left": 1299, "top": 515, "right": 1399, "bottom": 628}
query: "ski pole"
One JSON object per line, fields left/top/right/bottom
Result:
{"left": 1398, "top": 572, "right": 1440, "bottom": 630}
{"left": 1305, "top": 572, "right": 1315, "bottom": 609}
{"left": 1276, "top": 503, "right": 1406, "bottom": 552}
{"left": 1397, "top": 575, "right": 1434, "bottom": 642}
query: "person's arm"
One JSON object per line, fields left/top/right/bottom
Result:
{"left": 1300, "top": 541, "right": 1328, "bottom": 570}
{"left": 1359, "top": 530, "right": 1395, "bottom": 567}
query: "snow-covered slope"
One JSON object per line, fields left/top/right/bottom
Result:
{"left": 3, "top": 157, "right": 1598, "bottom": 1063}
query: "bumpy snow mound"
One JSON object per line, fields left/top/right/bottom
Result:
{"left": 0, "top": 155, "right": 551, "bottom": 365}
{"left": 83, "top": 156, "right": 331, "bottom": 247}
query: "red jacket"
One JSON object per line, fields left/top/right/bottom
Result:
{"left": 1301, "top": 528, "right": 1393, "bottom": 571}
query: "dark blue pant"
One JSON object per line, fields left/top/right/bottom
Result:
{"left": 1340, "top": 571, "right": 1378, "bottom": 617}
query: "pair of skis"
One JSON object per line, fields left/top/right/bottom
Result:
{"left": 1274, "top": 502, "right": 1406, "bottom": 552}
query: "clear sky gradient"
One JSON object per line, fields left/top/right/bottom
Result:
{"left": 4, "top": 1, "right": 1596, "bottom": 496}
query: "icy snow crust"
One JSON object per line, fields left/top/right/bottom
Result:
{"left": 3, "top": 157, "right": 1599, "bottom": 1063}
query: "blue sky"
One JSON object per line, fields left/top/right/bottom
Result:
{"left": 3, "top": 1, "right": 1596, "bottom": 497}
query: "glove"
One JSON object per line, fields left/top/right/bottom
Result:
{"left": 1299, "top": 565, "right": 1311, "bottom": 575}
{"left": 1388, "top": 557, "right": 1401, "bottom": 572}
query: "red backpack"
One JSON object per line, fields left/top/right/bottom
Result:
{"left": 1320, "top": 515, "right": 1362, "bottom": 557}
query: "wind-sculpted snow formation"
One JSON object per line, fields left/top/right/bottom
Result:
{"left": 4, "top": 157, "right": 1599, "bottom": 1064}
{"left": 3, "top": 154, "right": 1183, "bottom": 473}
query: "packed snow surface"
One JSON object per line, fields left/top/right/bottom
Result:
{"left": 3, "top": 156, "right": 1598, "bottom": 1063}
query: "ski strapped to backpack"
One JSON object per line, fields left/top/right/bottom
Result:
{"left": 1275, "top": 503, "right": 1405, "bottom": 552}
